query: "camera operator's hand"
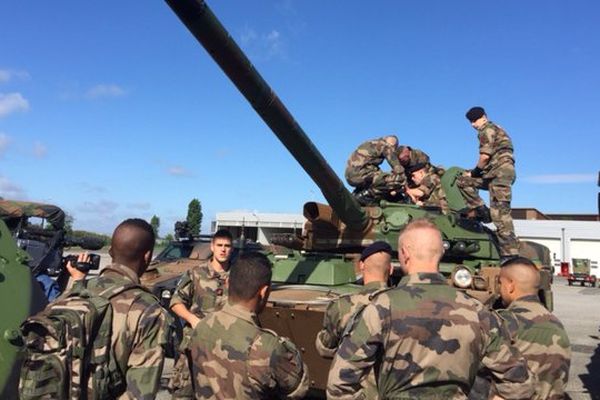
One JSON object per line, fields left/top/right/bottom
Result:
{"left": 66, "top": 252, "right": 89, "bottom": 281}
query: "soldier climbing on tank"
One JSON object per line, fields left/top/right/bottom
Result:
{"left": 405, "top": 163, "right": 449, "bottom": 214}
{"left": 457, "top": 106, "right": 519, "bottom": 260}
{"left": 345, "top": 135, "right": 406, "bottom": 205}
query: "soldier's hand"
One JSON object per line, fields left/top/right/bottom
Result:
{"left": 463, "top": 170, "right": 472, "bottom": 177}
{"left": 189, "top": 315, "right": 201, "bottom": 329}
{"left": 66, "top": 252, "right": 89, "bottom": 281}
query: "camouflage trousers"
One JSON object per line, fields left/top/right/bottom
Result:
{"left": 169, "top": 330, "right": 194, "bottom": 400}
{"left": 457, "top": 165, "right": 519, "bottom": 256}
{"left": 346, "top": 167, "right": 406, "bottom": 197}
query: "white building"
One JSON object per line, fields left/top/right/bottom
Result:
{"left": 213, "top": 211, "right": 305, "bottom": 244}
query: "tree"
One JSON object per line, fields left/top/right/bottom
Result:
{"left": 150, "top": 215, "right": 160, "bottom": 239}
{"left": 186, "top": 199, "right": 202, "bottom": 236}
{"left": 64, "top": 213, "right": 74, "bottom": 236}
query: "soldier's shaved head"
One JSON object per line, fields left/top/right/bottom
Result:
{"left": 499, "top": 257, "right": 540, "bottom": 306}
{"left": 110, "top": 218, "right": 155, "bottom": 274}
{"left": 398, "top": 219, "right": 443, "bottom": 274}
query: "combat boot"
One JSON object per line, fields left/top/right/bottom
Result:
{"left": 475, "top": 205, "right": 492, "bottom": 224}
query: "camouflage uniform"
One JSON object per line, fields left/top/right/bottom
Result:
{"left": 457, "top": 121, "right": 519, "bottom": 256}
{"left": 414, "top": 166, "right": 449, "bottom": 213}
{"left": 327, "top": 273, "right": 534, "bottom": 400}
{"left": 84, "top": 263, "right": 170, "bottom": 400}
{"left": 169, "top": 261, "right": 229, "bottom": 399}
{"left": 316, "top": 281, "right": 387, "bottom": 357}
{"left": 345, "top": 137, "right": 406, "bottom": 197}
{"left": 316, "top": 281, "right": 386, "bottom": 399}
{"left": 190, "top": 303, "right": 310, "bottom": 399}
{"left": 499, "top": 294, "right": 571, "bottom": 399}
{"left": 399, "top": 146, "right": 431, "bottom": 174}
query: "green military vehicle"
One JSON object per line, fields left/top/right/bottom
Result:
{"left": 165, "top": 0, "right": 554, "bottom": 394}
{"left": 568, "top": 258, "right": 597, "bottom": 287}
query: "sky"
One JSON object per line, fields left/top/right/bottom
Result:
{"left": 1, "top": 0, "right": 599, "bottom": 235}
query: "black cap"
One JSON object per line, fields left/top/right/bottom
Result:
{"left": 406, "top": 162, "right": 428, "bottom": 173}
{"left": 360, "top": 241, "right": 393, "bottom": 262}
{"left": 465, "top": 106, "right": 486, "bottom": 122}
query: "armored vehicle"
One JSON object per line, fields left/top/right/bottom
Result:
{"left": 165, "top": 0, "right": 553, "bottom": 393}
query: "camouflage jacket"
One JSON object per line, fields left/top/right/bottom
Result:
{"left": 190, "top": 303, "right": 310, "bottom": 400}
{"left": 477, "top": 121, "right": 514, "bottom": 175}
{"left": 345, "top": 136, "right": 403, "bottom": 178}
{"left": 399, "top": 146, "right": 431, "bottom": 172}
{"left": 327, "top": 273, "right": 534, "bottom": 400}
{"left": 499, "top": 295, "right": 571, "bottom": 400}
{"left": 169, "top": 260, "right": 228, "bottom": 345}
{"left": 415, "top": 168, "right": 448, "bottom": 213}
{"left": 84, "top": 263, "right": 171, "bottom": 400}
{"left": 316, "top": 281, "right": 387, "bottom": 358}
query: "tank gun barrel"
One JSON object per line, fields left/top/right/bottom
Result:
{"left": 165, "top": 0, "right": 369, "bottom": 231}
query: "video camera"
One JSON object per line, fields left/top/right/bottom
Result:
{"left": 14, "top": 225, "right": 104, "bottom": 276}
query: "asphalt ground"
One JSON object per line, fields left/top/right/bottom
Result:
{"left": 83, "top": 252, "right": 598, "bottom": 399}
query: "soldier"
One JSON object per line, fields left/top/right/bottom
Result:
{"left": 457, "top": 106, "right": 519, "bottom": 258}
{"left": 397, "top": 145, "right": 431, "bottom": 174}
{"left": 82, "top": 218, "right": 171, "bottom": 399}
{"left": 498, "top": 257, "right": 571, "bottom": 399}
{"left": 316, "top": 241, "right": 393, "bottom": 357}
{"left": 190, "top": 252, "right": 310, "bottom": 399}
{"left": 405, "top": 163, "right": 449, "bottom": 213}
{"left": 169, "top": 229, "right": 233, "bottom": 399}
{"left": 327, "top": 219, "right": 534, "bottom": 399}
{"left": 345, "top": 135, "right": 405, "bottom": 205}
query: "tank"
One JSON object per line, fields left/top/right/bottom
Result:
{"left": 164, "top": 0, "right": 553, "bottom": 393}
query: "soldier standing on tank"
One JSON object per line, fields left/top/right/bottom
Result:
{"left": 457, "top": 106, "right": 519, "bottom": 259}
{"left": 497, "top": 257, "right": 571, "bottom": 399}
{"left": 405, "top": 163, "right": 449, "bottom": 214}
{"left": 327, "top": 219, "right": 534, "bottom": 399}
{"left": 190, "top": 252, "right": 309, "bottom": 399}
{"left": 168, "top": 229, "right": 233, "bottom": 400}
{"left": 345, "top": 135, "right": 406, "bottom": 205}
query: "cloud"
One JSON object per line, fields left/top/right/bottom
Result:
{"left": 167, "top": 165, "right": 192, "bottom": 177}
{"left": 85, "top": 84, "right": 127, "bottom": 99}
{"left": 0, "top": 175, "right": 27, "bottom": 199}
{"left": 0, "top": 69, "right": 30, "bottom": 83}
{"left": 77, "top": 199, "right": 119, "bottom": 215}
{"left": 0, "top": 92, "right": 29, "bottom": 117}
{"left": 80, "top": 182, "right": 108, "bottom": 194}
{"left": 32, "top": 141, "right": 47, "bottom": 158}
{"left": 127, "top": 202, "right": 152, "bottom": 211}
{"left": 523, "top": 174, "right": 597, "bottom": 184}
{"left": 0, "top": 133, "right": 10, "bottom": 157}
{"left": 239, "top": 26, "right": 285, "bottom": 60}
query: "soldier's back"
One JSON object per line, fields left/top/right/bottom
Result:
{"left": 84, "top": 263, "right": 169, "bottom": 397}
{"left": 191, "top": 303, "right": 308, "bottom": 400}
{"left": 500, "top": 296, "right": 571, "bottom": 400}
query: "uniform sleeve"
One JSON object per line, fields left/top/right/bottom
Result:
{"left": 383, "top": 142, "right": 403, "bottom": 174}
{"left": 270, "top": 339, "right": 310, "bottom": 399}
{"left": 326, "top": 302, "right": 384, "bottom": 400}
{"left": 478, "top": 127, "right": 495, "bottom": 156}
{"left": 120, "top": 300, "right": 170, "bottom": 400}
{"left": 315, "top": 300, "right": 342, "bottom": 358}
{"left": 169, "top": 269, "right": 193, "bottom": 308}
{"left": 416, "top": 173, "right": 437, "bottom": 198}
{"left": 478, "top": 310, "right": 536, "bottom": 400}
